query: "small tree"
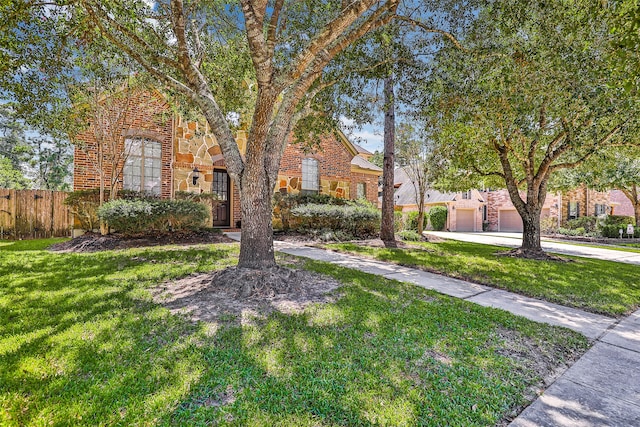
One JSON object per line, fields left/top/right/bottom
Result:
{"left": 70, "top": 78, "right": 162, "bottom": 233}
{"left": 396, "top": 122, "right": 433, "bottom": 234}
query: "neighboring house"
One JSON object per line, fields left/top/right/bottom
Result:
{"left": 393, "top": 168, "right": 614, "bottom": 233}
{"left": 393, "top": 168, "right": 486, "bottom": 232}
{"left": 609, "top": 189, "right": 636, "bottom": 218}
{"left": 73, "top": 92, "right": 382, "bottom": 229}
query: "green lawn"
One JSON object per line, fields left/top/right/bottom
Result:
{"left": 0, "top": 239, "right": 589, "bottom": 426}
{"left": 545, "top": 239, "right": 640, "bottom": 254}
{"left": 326, "top": 240, "right": 640, "bottom": 317}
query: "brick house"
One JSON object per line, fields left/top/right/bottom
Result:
{"left": 73, "top": 92, "right": 382, "bottom": 229}
{"left": 393, "top": 167, "right": 616, "bottom": 232}
{"left": 393, "top": 168, "right": 487, "bottom": 231}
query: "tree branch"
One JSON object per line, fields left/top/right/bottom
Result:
{"left": 394, "top": 15, "right": 466, "bottom": 51}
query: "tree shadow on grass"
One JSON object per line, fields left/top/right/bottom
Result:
{"left": 0, "top": 245, "right": 237, "bottom": 425}
{"left": 161, "top": 263, "right": 588, "bottom": 426}
{"left": 0, "top": 246, "right": 588, "bottom": 426}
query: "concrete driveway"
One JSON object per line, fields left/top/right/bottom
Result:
{"left": 426, "top": 231, "right": 640, "bottom": 265}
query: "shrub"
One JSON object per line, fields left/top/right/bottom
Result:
{"left": 98, "top": 199, "right": 208, "bottom": 235}
{"left": 406, "top": 211, "right": 427, "bottom": 231}
{"left": 566, "top": 217, "right": 598, "bottom": 233}
{"left": 540, "top": 217, "right": 558, "bottom": 234}
{"left": 394, "top": 211, "right": 405, "bottom": 232}
{"left": 598, "top": 215, "right": 638, "bottom": 238}
{"left": 273, "top": 192, "right": 350, "bottom": 230}
{"left": 398, "top": 230, "right": 422, "bottom": 241}
{"left": 429, "top": 206, "right": 448, "bottom": 231}
{"left": 64, "top": 189, "right": 101, "bottom": 231}
{"left": 290, "top": 200, "right": 380, "bottom": 238}
{"left": 65, "top": 189, "right": 159, "bottom": 231}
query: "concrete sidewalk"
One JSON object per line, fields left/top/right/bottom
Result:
{"left": 427, "top": 231, "right": 640, "bottom": 266}
{"left": 226, "top": 233, "right": 640, "bottom": 425}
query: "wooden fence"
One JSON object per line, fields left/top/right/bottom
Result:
{"left": 0, "top": 189, "right": 72, "bottom": 240}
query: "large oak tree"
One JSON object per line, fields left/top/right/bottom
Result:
{"left": 82, "top": 0, "right": 405, "bottom": 269}
{"left": 428, "top": 0, "right": 639, "bottom": 257}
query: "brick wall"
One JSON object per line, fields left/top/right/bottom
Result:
{"left": 279, "top": 134, "right": 353, "bottom": 180}
{"left": 610, "top": 189, "right": 635, "bottom": 217}
{"left": 276, "top": 133, "right": 356, "bottom": 199}
{"left": 349, "top": 171, "right": 379, "bottom": 204}
{"left": 73, "top": 91, "right": 173, "bottom": 199}
{"left": 560, "top": 186, "right": 610, "bottom": 224}
{"left": 485, "top": 189, "right": 558, "bottom": 231}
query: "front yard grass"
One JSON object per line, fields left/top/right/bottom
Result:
{"left": 326, "top": 240, "right": 640, "bottom": 317}
{"left": 1, "top": 240, "right": 589, "bottom": 426}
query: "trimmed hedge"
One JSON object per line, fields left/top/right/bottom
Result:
{"left": 290, "top": 200, "right": 380, "bottom": 238}
{"left": 599, "top": 215, "right": 638, "bottom": 238}
{"left": 273, "top": 193, "right": 351, "bottom": 231}
{"left": 429, "top": 206, "right": 448, "bottom": 231}
{"left": 98, "top": 199, "right": 208, "bottom": 235}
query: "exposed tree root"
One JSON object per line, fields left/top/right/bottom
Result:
{"left": 497, "top": 247, "right": 569, "bottom": 262}
{"left": 383, "top": 239, "right": 398, "bottom": 248}
{"left": 211, "top": 265, "right": 333, "bottom": 299}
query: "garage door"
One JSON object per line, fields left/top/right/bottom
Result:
{"left": 499, "top": 210, "right": 522, "bottom": 232}
{"left": 456, "top": 209, "right": 475, "bottom": 231}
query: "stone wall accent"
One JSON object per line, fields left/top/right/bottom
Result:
{"left": 73, "top": 91, "right": 173, "bottom": 199}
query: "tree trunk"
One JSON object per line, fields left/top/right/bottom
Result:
{"left": 520, "top": 208, "right": 543, "bottom": 254}
{"left": 237, "top": 164, "right": 277, "bottom": 269}
{"left": 634, "top": 202, "right": 640, "bottom": 229}
{"left": 380, "top": 73, "right": 396, "bottom": 245}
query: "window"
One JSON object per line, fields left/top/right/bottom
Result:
{"left": 123, "top": 137, "right": 162, "bottom": 195}
{"left": 595, "top": 204, "right": 607, "bottom": 216}
{"left": 356, "top": 182, "right": 366, "bottom": 199}
{"left": 462, "top": 190, "right": 471, "bottom": 200}
{"left": 482, "top": 205, "right": 488, "bottom": 222}
{"left": 568, "top": 201, "right": 579, "bottom": 220}
{"left": 301, "top": 158, "right": 319, "bottom": 192}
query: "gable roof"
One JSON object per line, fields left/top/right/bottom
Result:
{"left": 351, "top": 155, "right": 382, "bottom": 172}
{"left": 393, "top": 167, "right": 457, "bottom": 206}
{"left": 353, "top": 143, "right": 373, "bottom": 156}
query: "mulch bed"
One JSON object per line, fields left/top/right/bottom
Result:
{"left": 49, "top": 229, "right": 235, "bottom": 253}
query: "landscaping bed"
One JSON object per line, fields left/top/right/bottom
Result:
{"left": 0, "top": 239, "right": 590, "bottom": 426}
{"left": 325, "top": 240, "right": 640, "bottom": 317}
{"left": 48, "top": 229, "right": 234, "bottom": 252}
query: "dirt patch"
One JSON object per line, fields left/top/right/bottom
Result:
{"left": 496, "top": 247, "right": 571, "bottom": 262}
{"left": 48, "top": 230, "right": 235, "bottom": 253}
{"left": 495, "top": 327, "right": 587, "bottom": 425}
{"left": 152, "top": 266, "right": 342, "bottom": 325}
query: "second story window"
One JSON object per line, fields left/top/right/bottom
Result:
{"left": 301, "top": 158, "right": 319, "bottom": 193}
{"left": 462, "top": 190, "right": 471, "bottom": 200}
{"left": 123, "top": 137, "right": 162, "bottom": 195}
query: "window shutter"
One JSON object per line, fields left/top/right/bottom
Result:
{"left": 576, "top": 202, "right": 580, "bottom": 218}
{"left": 567, "top": 202, "right": 571, "bottom": 220}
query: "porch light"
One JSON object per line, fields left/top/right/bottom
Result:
{"left": 192, "top": 167, "right": 201, "bottom": 185}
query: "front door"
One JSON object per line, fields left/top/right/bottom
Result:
{"left": 212, "top": 170, "right": 230, "bottom": 227}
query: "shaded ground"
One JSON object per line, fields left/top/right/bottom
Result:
{"left": 152, "top": 260, "right": 342, "bottom": 326}
{"left": 48, "top": 229, "right": 234, "bottom": 252}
